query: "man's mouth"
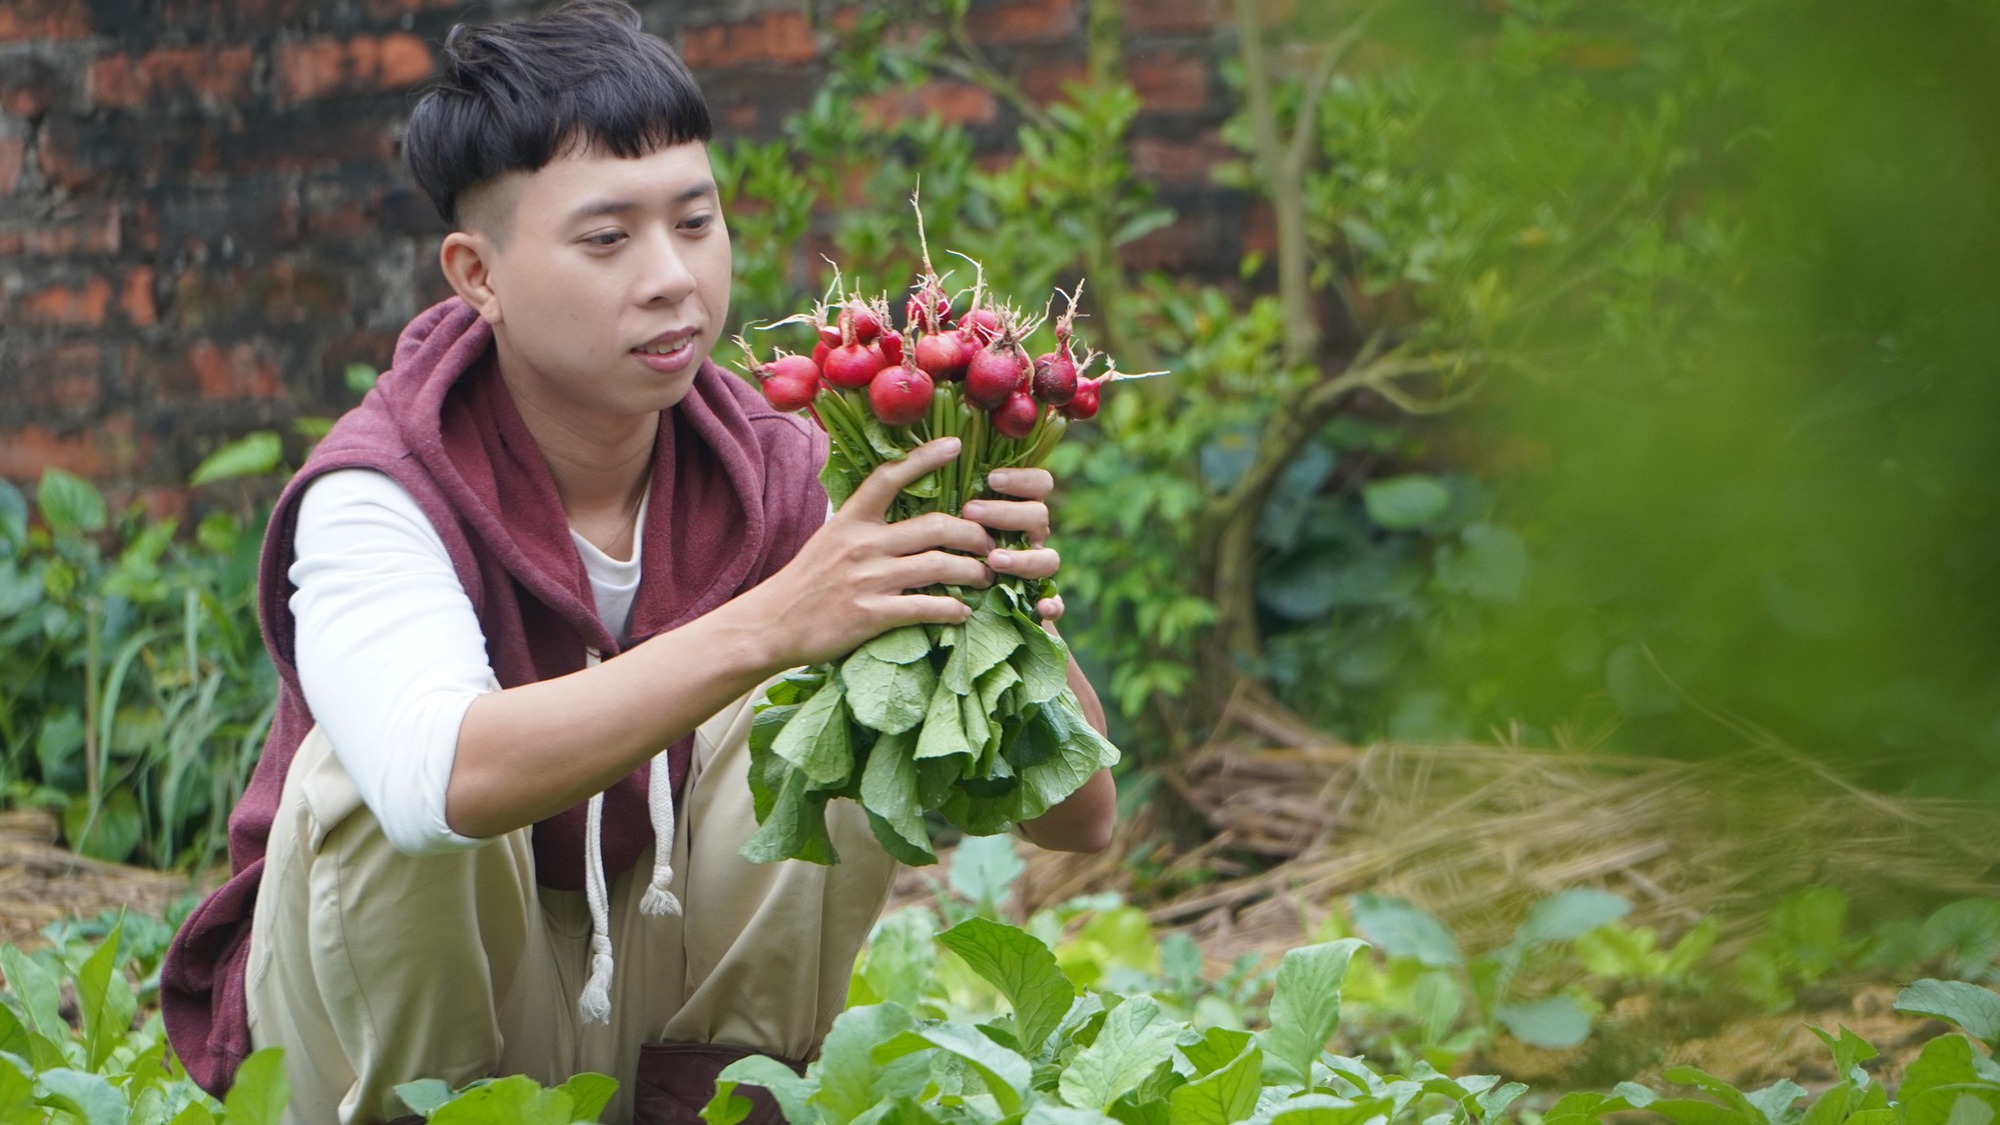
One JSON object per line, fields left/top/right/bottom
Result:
{"left": 635, "top": 330, "right": 696, "bottom": 356}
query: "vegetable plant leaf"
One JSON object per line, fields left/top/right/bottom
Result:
{"left": 949, "top": 835, "right": 1026, "bottom": 913}
{"left": 939, "top": 916, "right": 1075, "bottom": 1056}
{"left": 853, "top": 908, "right": 938, "bottom": 1010}
{"left": 188, "top": 431, "right": 284, "bottom": 487}
{"left": 842, "top": 651, "right": 934, "bottom": 737}
{"left": 772, "top": 682, "right": 854, "bottom": 788}
{"left": 861, "top": 731, "right": 936, "bottom": 866}
{"left": 1060, "top": 996, "right": 1182, "bottom": 1111}
{"left": 1513, "top": 889, "right": 1632, "bottom": 947}
{"left": 1259, "top": 939, "right": 1369, "bottom": 1084}
{"left": 0, "top": 945, "right": 63, "bottom": 1041}
{"left": 813, "top": 1004, "right": 924, "bottom": 1125}
{"left": 714, "top": 1056, "right": 818, "bottom": 1125}
{"left": 1167, "top": 1035, "right": 1262, "bottom": 1125}
{"left": 859, "top": 626, "right": 933, "bottom": 665}
{"left": 34, "top": 1069, "right": 129, "bottom": 1125}
{"left": 221, "top": 1048, "right": 291, "bottom": 1125}
{"left": 1497, "top": 995, "right": 1593, "bottom": 1050}
{"left": 556, "top": 1073, "right": 618, "bottom": 1122}
{"left": 78, "top": 924, "right": 137, "bottom": 1072}
{"left": 1897, "top": 980, "right": 2000, "bottom": 1048}
{"left": 1362, "top": 475, "right": 1450, "bottom": 531}
{"left": 0, "top": 1060, "right": 32, "bottom": 1123}
{"left": 875, "top": 1025, "right": 1033, "bottom": 1116}
{"left": 739, "top": 767, "right": 839, "bottom": 865}
{"left": 36, "top": 468, "right": 108, "bottom": 536}
{"left": 1900, "top": 1033, "right": 1983, "bottom": 1104}
{"left": 1013, "top": 616, "right": 1071, "bottom": 704}
{"left": 943, "top": 595, "right": 1021, "bottom": 694}
{"left": 1349, "top": 895, "right": 1462, "bottom": 968}
{"left": 914, "top": 680, "right": 973, "bottom": 762}
{"left": 1744, "top": 1080, "right": 1808, "bottom": 1125}
{"left": 397, "top": 1078, "right": 456, "bottom": 1116}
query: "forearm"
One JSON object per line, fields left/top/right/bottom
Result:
{"left": 445, "top": 601, "right": 779, "bottom": 838}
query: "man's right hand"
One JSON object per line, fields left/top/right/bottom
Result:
{"left": 736, "top": 437, "right": 997, "bottom": 671}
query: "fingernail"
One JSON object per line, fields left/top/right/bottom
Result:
{"left": 987, "top": 470, "right": 1009, "bottom": 489}
{"left": 939, "top": 437, "right": 962, "bottom": 455}
{"left": 990, "top": 549, "right": 1013, "bottom": 568}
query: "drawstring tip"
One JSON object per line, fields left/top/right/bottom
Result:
{"left": 579, "top": 950, "right": 615, "bottom": 1025}
{"left": 640, "top": 882, "right": 683, "bottom": 918}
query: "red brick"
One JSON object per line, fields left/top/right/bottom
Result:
{"left": 0, "top": 0, "right": 90, "bottom": 41}
{"left": 136, "top": 485, "right": 191, "bottom": 524}
{"left": 679, "top": 12, "right": 817, "bottom": 70}
{"left": 1131, "top": 135, "right": 1231, "bottom": 185}
{"left": 8, "top": 204, "right": 120, "bottom": 256}
{"left": 90, "top": 44, "right": 257, "bottom": 109}
{"left": 279, "top": 32, "right": 432, "bottom": 104}
{"left": 186, "top": 340, "right": 282, "bottom": 399}
{"left": 43, "top": 342, "right": 103, "bottom": 409}
{"left": 2, "top": 61, "right": 59, "bottom": 119}
{"left": 1242, "top": 200, "right": 1278, "bottom": 259}
{"left": 858, "top": 80, "right": 997, "bottom": 129}
{"left": 1121, "top": 215, "right": 1208, "bottom": 271}
{"left": 1120, "top": 0, "right": 1221, "bottom": 35}
{"left": 966, "top": 0, "right": 1077, "bottom": 46}
{"left": 0, "top": 419, "right": 143, "bottom": 480}
{"left": 361, "top": 0, "right": 459, "bottom": 19}
{"left": 120, "top": 267, "right": 157, "bottom": 326}
{"left": 1021, "top": 59, "right": 1090, "bottom": 104}
{"left": 20, "top": 276, "right": 113, "bottom": 326}
{"left": 1129, "top": 51, "right": 1207, "bottom": 113}
{"left": 0, "top": 135, "right": 23, "bottom": 194}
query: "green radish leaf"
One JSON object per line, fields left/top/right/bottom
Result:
{"left": 861, "top": 731, "right": 936, "bottom": 866}
{"left": 880, "top": 1024, "right": 1033, "bottom": 1116}
{"left": 1413, "top": 970, "right": 1463, "bottom": 1046}
{"left": 915, "top": 679, "right": 973, "bottom": 762}
{"left": 860, "top": 625, "right": 933, "bottom": 665}
{"left": 171, "top": 1103, "right": 221, "bottom": 1125}
{"left": 944, "top": 596, "right": 1022, "bottom": 694}
{"left": 556, "top": 1073, "right": 618, "bottom": 1122}
{"left": 750, "top": 703, "right": 800, "bottom": 759}
{"left": 222, "top": 1048, "right": 291, "bottom": 1125}
{"left": 844, "top": 650, "right": 934, "bottom": 736}
{"left": 431, "top": 1075, "right": 573, "bottom": 1124}
{"left": 1514, "top": 889, "right": 1632, "bottom": 947}
{"left": 1060, "top": 996, "right": 1183, "bottom": 1111}
{"left": 715, "top": 1056, "right": 817, "bottom": 1125}
{"left": 700, "top": 1080, "right": 754, "bottom": 1125}
{"left": 1257, "top": 1093, "right": 1393, "bottom": 1125}
{"left": 772, "top": 682, "right": 853, "bottom": 788}
{"left": 1497, "top": 995, "right": 1593, "bottom": 1049}
{"left": 961, "top": 691, "right": 995, "bottom": 767}
{"left": 822, "top": 453, "right": 858, "bottom": 511}
{"left": 1167, "top": 1036, "right": 1261, "bottom": 1125}
{"left": 1030, "top": 1106, "right": 1123, "bottom": 1125}
{"left": 863, "top": 416, "right": 910, "bottom": 461}
{"left": 1897, "top": 981, "right": 2000, "bottom": 1048}
{"left": 1942, "top": 1094, "right": 2000, "bottom": 1125}
{"left": 938, "top": 916, "right": 1075, "bottom": 1056}
{"left": 35, "top": 1069, "right": 129, "bottom": 1125}
{"left": 1901, "top": 1034, "right": 1983, "bottom": 1103}
{"left": 977, "top": 661, "right": 1023, "bottom": 719}
{"left": 1349, "top": 894, "right": 1462, "bottom": 968}
{"left": 1646, "top": 1101, "right": 1755, "bottom": 1125}
{"left": 1002, "top": 704, "right": 1062, "bottom": 771}
{"left": 1259, "top": 939, "right": 1368, "bottom": 1084}
{"left": 1013, "top": 617, "right": 1071, "bottom": 704}
{"left": 1663, "top": 1067, "right": 1763, "bottom": 1119}
{"left": 0, "top": 1004, "right": 32, "bottom": 1063}
{"left": 740, "top": 767, "right": 839, "bottom": 865}
{"left": 396, "top": 1078, "right": 456, "bottom": 1115}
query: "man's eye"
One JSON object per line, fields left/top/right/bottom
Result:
{"left": 585, "top": 231, "right": 625, "bottom": 247}
{"left": 681, "top": 213, "right": 714, "bottom": 232}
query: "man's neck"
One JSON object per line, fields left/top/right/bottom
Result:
{"left": 498, "top": 368, "right": 657, "bottom": 557}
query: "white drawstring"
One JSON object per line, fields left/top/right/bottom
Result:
{"left": 578, "top": 788, "right": 615, "bottom": 1025}
{"left": 639, "top": 750, "right": 682, "bottom": 917}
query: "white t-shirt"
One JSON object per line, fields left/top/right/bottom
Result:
{"left": 288, "top": 469, "right": 647, "bottom": 856}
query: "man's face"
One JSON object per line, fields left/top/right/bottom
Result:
{"left": 466, "top": 140, "right": 731, "bottom": 422}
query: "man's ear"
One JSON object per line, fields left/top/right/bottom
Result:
{"left": 440, "top": 231, "right": 504, "bottom": 325}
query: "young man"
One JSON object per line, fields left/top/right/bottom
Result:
{"left": 158, "top": 4, "right": 1115, "bottom": 1122}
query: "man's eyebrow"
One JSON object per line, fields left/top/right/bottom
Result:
{"left": 565, "top": 180, "right": 718, "bottom": 223}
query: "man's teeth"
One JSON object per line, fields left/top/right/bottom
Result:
{"left": 637, "top": 338, "right": 690, "bottom": 355}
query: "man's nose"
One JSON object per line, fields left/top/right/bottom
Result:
{"left": 639, "top": 233, "right": 696, "bottom": 304}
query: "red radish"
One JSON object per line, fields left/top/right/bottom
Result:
{"left": 817, "top": 324, "right": 841, "bottom": 349}
{"left": 962, "top": 307, "right": 1003, "bottom": 347}
{"left": 811, "top": 340, "right": 830, "bottom": 368}
{"left": 878, "top": 328, "right": 904, "bottom": 367}
{"left": 992, "top": 390, "right": 1040, "bottom": 439}
{"left": 914, "top": 329, "right": 974, "bottom": 382}
{"left": 1030, "top": 350, "right": 1078, "bottom": 406}
{"left": 762, "top": 371, "right": 819, "bottom": 412}
{"left": 823, "top": 341, "right": 887, "bottom": 389}
{"left": 965, "top": 341, "right": 1028, "bottom": 409}
{"left": 868, "top": 365, "right": 935, "bottom": 425}
{"left": 846, "top": 301, "right": 882, "bottom": 344}
{"left": 1061, "top": 375, "right": 1103, "bottom": 420}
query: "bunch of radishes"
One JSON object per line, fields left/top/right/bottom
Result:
{"left": 729, "top": 241, "right": 1150, "bottom": 867}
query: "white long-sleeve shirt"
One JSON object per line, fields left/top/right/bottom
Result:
{"left": 288, "top": 468, "right": 645, "bottom": 855}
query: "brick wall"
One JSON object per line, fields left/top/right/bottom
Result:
{"left": 0, "top": 0, "right": 1240, "bottom": 510}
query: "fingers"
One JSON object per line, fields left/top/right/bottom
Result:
{"left": 875, "top": 510, "right": 994, "bottom": 558}
{"left": 841, "top": 438, "right": 961, "bottom": 522}
{"left": 987, "top": 546, "right": 1060, "bottom": 581}
{"left": 986, "top": 467, "right": 1053, "bottom": 500}
{"left": 1037, "top": 594, "right": 1065, "bottom": 622}
{"left": 960, "top": 498, "right": 1048, "bottom": 537}
{"left": 885, "top": 550, "right": 994, "bottom": 591}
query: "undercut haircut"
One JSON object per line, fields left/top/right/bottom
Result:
{"left": 404, "top": 0, "right": 713, "bottom": 227}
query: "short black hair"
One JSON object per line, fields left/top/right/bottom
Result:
{"left": 404, "top": 0, "right": 713, "bottom": 226}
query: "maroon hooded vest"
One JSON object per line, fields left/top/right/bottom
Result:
{"left": 160, "top": 298, "right": 827, "bottom": 1095}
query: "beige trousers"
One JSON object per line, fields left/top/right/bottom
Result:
{"left": 245, "top": 687, "right": 899, "bottom": 1125}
